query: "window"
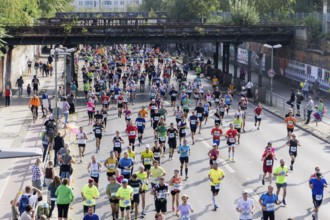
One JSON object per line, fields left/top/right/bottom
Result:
{"left": 78, "top": 1, "right": 83, "bottom": 5}
{"left": 85, "top": 0, "right": 93, "bottom": 5}
{"left": 103, "top": 0, "right": 112, "bottom": 5}
{"left": 120, "top": 0, "right": 125, "bottom": 5}
{"left": 114, "top": 1, "right": 118, "bottom": 5}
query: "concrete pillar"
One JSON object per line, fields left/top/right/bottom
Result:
{"left": 225, "top": 43, "right": 230, "bottom": 74}
{"left": 215, "top": 42, "right": 219, "bottom": 69}
{"left": 233, "top": 44, "right": 238, "bottom": 78}
{"left": 248, "top": 50, "right": 252, "bottom": 82}
{"left": 258, "top": 53, "right": 263, "bottom": 88}
{"left": 222, "top": 43, "right": 226, "bottom": 72}
{"left": 5, "top": 46, "right": 13, "bottom": 88}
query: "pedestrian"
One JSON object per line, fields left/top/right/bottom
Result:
{"left": 246, "top": 81, "right": 253, "bottom": 98}
{"left": 3, "top": 85, "right": 12, "bottom": 106}
{"left": 236, "top": 190, "right": 255, "bottom": 220}
{"left": 44, "top": 160, "right": 55, "bottom": 188}
{"left": 47, "top": 175, "right": 61, "bottom": 218}
{"left": 31, "top": 158, "right": 43, "bottom": 190}
{"left": 81, "top": 178, "right": 100, "bottom": 215}
{"left": 34, "top": 60, "right": 39, "bottom": 76}
{"left": 16, "top": 76, "right": 24, "bottom": 97}
{"left": 27, "top": 59, "right": 32, "bottom": 74}
{"left": 273, "top": 159, "right": 289, "bottom": 205}
{"left": 53, "top": 131, "right": 66, "bottom": 167}
{"left": 58, "top": 147, "right": 73, "bottom": 182}
{"left": 31, "top": 75, "right": 40, "bottom": 94}
{"left": 259, "top": 185, "right": 281, "bottom": 220}
{"left": 16, "top": 186, "right": 42, "bottom": 216}
{"left": 286, "top": 88, "right": 295, "bottom": 108}
{"left": 20, "top": 204, "right": 35, "bottom": 220}
{"left": 207, "top": 162, "right": 225, "bottom": 211}
{"left": 68, "top": 92, "right": 76, "bottom": 114}
{"left": 295, "top": 89, "right": 304, "bottom": 116}
{"left": 305, "top": 96, "right": 314, "bottom": 124}
{"left": 302, "top": 80, "right": 309, "bottom": 100}
{"left": 10, "top": 192, "right": 20, "bottom": 220}
{"left": 309, "top": 172, "right": 327, "bottom": 219}
{"left": 83, "top": 206, "right": 100, "bottom": 220}
{"left": 312, "top": 78, "right": 320, "bottom": 100}
{"left": 26, "top": 84, "right": 31, "bottom": 96}
{"left": 55, "top": 178, "right": 74, "bottom": 220}
{"left": 61, "top": 98, "right": 70, "bottom": 128}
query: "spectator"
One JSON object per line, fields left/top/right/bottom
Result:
{"left": 48, "top": 176, "right": 61, "bottom": 218}
{"left": 34, "top": 60, "right": 40, "bottom": 76}
{"left": 305, "top": 96, "right": 314, "bottom": 125}
{"left": 295, "top": 89, "right": 304, "bottom": 117}
{"left": 312, "top": 78, "right": 320, "bottom": 100}
{"left": 53, "top": 131, "right": 66, "bottom": 167}
{"left": 31, "top": 158, "right": 43, "bottom": 190}
{"left": 68, "top": 92, "right": 76, "bottom": 114}
{"left": 16, "top": 76, "right": 24, "bottom": 97}
{"left": 44, "top": 161, "right": 55, "bottom": 188}
{"left": 302, "top": 80, "right": 309, "bottom": 100}
{"left": 20, "top": 204, "right": 35, "bottom": 220}
{"left": 246, "top": 81, "right": 253, "bottom": 98}
{"left": 10, "top": 192, "right": 20, "bottom": 220}
{"left": 27, "top": 59, "right": 32, "bottom": 75}
{"left": 61, "top": 98, "right": 70, "bottom": 128}
{"left": 3, "top": 85, "right": 12, "bottom": 107}
{"left": 55, "top": 178, "right": 74, "bottom": 220}
{"left": 58, "top": 145, "right": 73, "bottom": 182}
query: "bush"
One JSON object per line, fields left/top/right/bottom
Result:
{"left": 230, "top": 0, "right": 260, "bottom": 25}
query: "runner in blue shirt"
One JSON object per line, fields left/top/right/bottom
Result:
{"left": 309, "top": 173, "right": 328, "bottom": 219}
{"left": 135, "top": 114, "right": 146, "bottom": 146}
{"left": 118, "top": 152, "right": 134, "bottom": 179}
{"left": 224, "top": 92, "right": 232, "bottom": 115}
{"left": 259, "top": 185, "right": 281, "bottom": 220}
{"left": 178, "top": 139, "right": 191, "bottom": 180}
{"left": 83, "top": 206, "right": 99, "bottom": 220}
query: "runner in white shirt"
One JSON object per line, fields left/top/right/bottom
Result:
{"left": 236, "top": 190, "right": 255, "bottom": 220}
{"left": 87, "top": 155, "right": 102, "bottom": 188}
{"left": 76, "top": 127, "right": 88, "bottom": 162}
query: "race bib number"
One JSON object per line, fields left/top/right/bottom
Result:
{"left": 103, "top": 101, "right": 108, "bottom": 104}
{"left": 95, "top": 129, "right": 101, "bottom": 134}
{"left": 181, "top": 129, "right": 186, "bottom": 134}
{"left": 137, "top": 122, "right": 143, "bottom": 127}
{"left": 215, "top": 98, "right": 220, "bottom": 102}
{"left": 215, "top": 184, "right": 220, "bottom": 190}
{"left": 118, "top": 100, "right": 122, "bottom": 103}
{"left": 288, "top": 121, "right": 293, "bottom": 126}
{"left": 214, "top": 131, "right": 220, "bottom": 136}
{"left": 315, "top": 195, "right": 323, "bottom": 201}
{"left": 123, "top": 199, "right": 130, "bottom": 207}
{"left": 126, "top": 115, "right": 131, "bottom": 119}
{"left": 154, "top": 117, "right": 159, "bottom": 121}
{"left": 256, "top": 115, "right": 261, "bottom": 119}
{"left": 182, "top": 216, "right": 190, "bottom": 220}
{"left": 229, "top": 137, "right": 235, "bottom": 143}
{"left": 87, "top": 107, "right": 93, "bottom": 111}
{"left": 169, "top": 133, "right": 175, "bottom": 138}
{"left": 266, "top": 160, "right": 273, "bottom": 166}
{"left": 115, "top": 142, "right": 121, "bottom": 147}
{"left": 191, "top": 120, "right": 196, "bottom": 125}
{"left": 157, "top": 192, "right": 166, "bottom": 199}
{"left": 111, "top": 192, "right": 116, "bottom": 197}
{"left": 133, "top": 187, "right": 139, "bottom": 194}
{"left": 151, "top": 105, "right": 156, "bottom": 110}
{"left": 290, "top": 146, "right": 297, "bottom": 152}
{"left": 86, "top": 200, "right": 92, "bottom": 205}
{"left": 109, "top": 164, "right": 115, "bottom": 169}
{"left": 154, "top": 152, "right": 161, "bottom": 158}
{"left": 197, "top": 113, "right": 202, "bottom": 117}
{"left": 144, "top": 158, "right": 152, "bottom": 164}
{"left": 153, "top": 178, "right": 159, "bottom": 184}
{"left": 129, "top": 131, "right": 135, "bottom": 135}
{"left": 173, "top": 183, "right": 181, "bottom": 190}
{"left": 124, "top": 168, "right": 131, "bottom": 173}
{"left": 266, "top": 203, "right": 275, "bottom": 211}
{"left": 159, "top": 137, "right": 165, "bottom": 141}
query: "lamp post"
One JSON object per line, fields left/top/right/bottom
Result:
{"left": 263, "top": 44, "right": 282, "bottom": 106}
{"left": 54, "top": 48, "right": 76, "bottom": 126}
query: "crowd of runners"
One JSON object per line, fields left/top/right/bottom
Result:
{"left": 12, "top": 44, "right": 328, "bottom": 220}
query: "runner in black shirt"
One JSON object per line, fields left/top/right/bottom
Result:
{"left": 128, "top": 174, "right": 143, "bottom": 218}
{"left": 93, "top": 120, "right": 104, "bottom": 153}
{"left": 195, "top": 103, "right": 205, "bottom": 134}
{"left": 167, "top": 123, "right": 178, "bottom": 160}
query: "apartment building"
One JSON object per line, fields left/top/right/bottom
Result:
{"left": 73, "top": 0, "right": 142, "bottom": 11}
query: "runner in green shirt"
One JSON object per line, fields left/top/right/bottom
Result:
{"left": 182, "top": 98, "right": 191, "bottom": 118}
{"left": 157, "top": 122, "right": 168, "bottom": 157}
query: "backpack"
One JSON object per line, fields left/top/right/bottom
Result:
{"left": 36, "top": 202, "right": 50, "bottom": 219}
{"left": 19, "top": 194, "right": 31, "bottom": 215}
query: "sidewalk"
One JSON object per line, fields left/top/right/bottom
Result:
{"left": 0, "top": 58, "right": 78, "bottom": 219}
{"left": 174, "top": 56, "right": 330, "bottom": 143}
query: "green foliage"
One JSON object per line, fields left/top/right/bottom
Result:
{"left": 38, "top": 0, "right": 73, "bottom": 18}
{"left": 303, "top": 13, "right": 322, "bottom": 42}
{"left": 206, "top": 14, "right": 226, "bottom": 24}
{"left": 164, "top": 0, "right": 220, "bottom": 21}
{"left": 62, "top": 23, "right": 72, "bottom": 35}
{"left": 248, "top": 0, "right": 296, "bottom": 17}
{"left": 230, "top": 0, "right": 260, "bottom": 25}
{"left": 81, "top": 27, "right": 88, "bottom": 34}
{"left": 140, "top": 0, "right": 164, "bottom": 12}
{"left": 294, "top": 0, "right": 323, "bottom": 12}
{"left": 0, "top": 27, "right": 11, "bottom": 57}
{"left": 148, "top": 8, "right": 157, "bottom": 18}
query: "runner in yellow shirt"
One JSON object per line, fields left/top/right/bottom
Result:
{"left": 207, "top": 163, "right": 225, "bottom": 211}
{"left": 116, "top": 179, "right": 134, "bottom": 220}
{"left": 81, "top": 178, "right": 100, "bottom": 215}
{"left": 104, "top": 151, "right": 118, "bottom": 181}
{"left": 138, "top": 106, "right": 149, "bottom": 118}
{"left": 136, "top": 166, "right": 148, "bottom": 216}
{"left": 141, "top": 144, "right": 154, "bottom": 176}
{"left": 273, "top": 159, "right": 289, "bottom": 206}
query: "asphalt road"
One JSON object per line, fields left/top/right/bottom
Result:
{"left": 69, "top": 72, "right": 330, "bottom": 220}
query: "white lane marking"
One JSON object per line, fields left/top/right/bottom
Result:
{"left": 200, "top": 139, "right": 236, "bottom": 173}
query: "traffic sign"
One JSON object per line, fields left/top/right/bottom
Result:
{"left": 268, "top": 69, "right": 275, "bottom": 78}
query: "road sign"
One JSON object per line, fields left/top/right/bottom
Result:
{"left": 268, "top": 69, "right": 275, "bottom": 78}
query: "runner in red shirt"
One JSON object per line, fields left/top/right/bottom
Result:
{"left": 126, "top": 121, "right": 137, "bottom": 151}
{"left": 225, "top": 123, "right": 238, "bottom": 162}
{"left": 211, "top": 123, "right": 223, "bottom": 148}
{"left": 254, "top": 103, "right": 263, "bottom": 130}
{"left": 101, "top": 92, "right": 110, "bottom": 110}
{"left": 261, "top": 146, "right": 276, "bottom": 185}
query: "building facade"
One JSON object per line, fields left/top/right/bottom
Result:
{"left": 73, "top": 0, "right": 142, "bottom": 12}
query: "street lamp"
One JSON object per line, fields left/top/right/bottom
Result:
{"left": 263, "top": 44, "right": 282, "bottom": 106}
{"left": 54, "top": 48, "right": 76, "bottom": 126}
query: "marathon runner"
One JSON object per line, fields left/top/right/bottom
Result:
{"left": 208, "top": 163, "right": 225, "bottom": 211}
{"left": 104, "top": 151, "right": 118, "bottom": 181}
{"left": 106, "top": 175, "right": 121, "bottom": 220}
{"left": 188, "top": 111, "right": 199, "bottom": 145}
{"left": 195, "top": 102, "right": 205, "bottom": 134}
{"left": 225, "top": 123, "right": 238, "bottom": 161}
{"left": 178, "top": 139, "right": 190, "bottom": 180}
{"left": 87, "top": 155, "right": 102, "bottom": 188}
{"left": 113, "top": 131, "right": 125, "bottom": 159}
{"left": 128, "top": 174, "right": 143, "bottom": 219}
{"left": 309, "top": 172, "right": 327, "bottom": 220}
{"left": 169, "top": 170, "right": 182, "bottom": 212}
{"left": 208, "top": 144, "right": 220, "bottom": 168}
{"left": 211, "top": 123, "right": 222, "bottom": 148}
{"left": 141, "top": 145, "right": 154, "bottom": 177}
{"left": 233, "top": 115, "right": 243, "bottom": 144}
{"left": 136, "top": 166, "right": 148, "bottom": 216}
{"left": 167, "top": 123, "right": 179, "bottom": 160}
{"left": 116, "top": 179, "right": 134, "bottom": 220}
{"left": 287, "top": 133, "right": 301, "bottom": 171}
{"left": 273, "top": 159, "right": 289, "bottom": 206}
{"left": 261, "top": 146, "right": 276, "bottom": 185}
{"left": 135, "top": 113, "right": 146, "bottom": 146}
{"left": 254, "top": 103, "right": 263, "bottom": 130}
{"left": 259, "top": 185, "right": 281, "bottom": 220}
{"left": 92, "top": 120, "right": 104, "bottom": 153}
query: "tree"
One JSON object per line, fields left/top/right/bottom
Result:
{"left": 230, "top": 0, "right": 260, "bottom": 25}
{"left": 140, "top": 0, "right": 164, "bottom": 12}
{"left": 38, "top": 0, "right": 73, "bottom": 18}
{"left": 248, "top": 0, "right": 296, "bottom": 17}
{"left": 163, "top": 0, "right": 220, "bottom": 21}
{"left": 0, "top": 28, "right": 10, "bottom": 57}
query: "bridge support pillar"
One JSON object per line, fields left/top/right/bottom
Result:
{"left": 258, "top": 53, "right": 264, "bottom": 88}
{"left": 214, "top": 42, "right": 219, "bottom": 69}
{"left": 233, "top": 44, "right": 238, "bottom": 78}
{"left": 248, "top": 50, "right": 252, "bottom": 82}
{"left": 222, "top": 43, "right": 226, "bottom": 73}
{"left": 225, "top": 43, "right": 230, "bottom": 74}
